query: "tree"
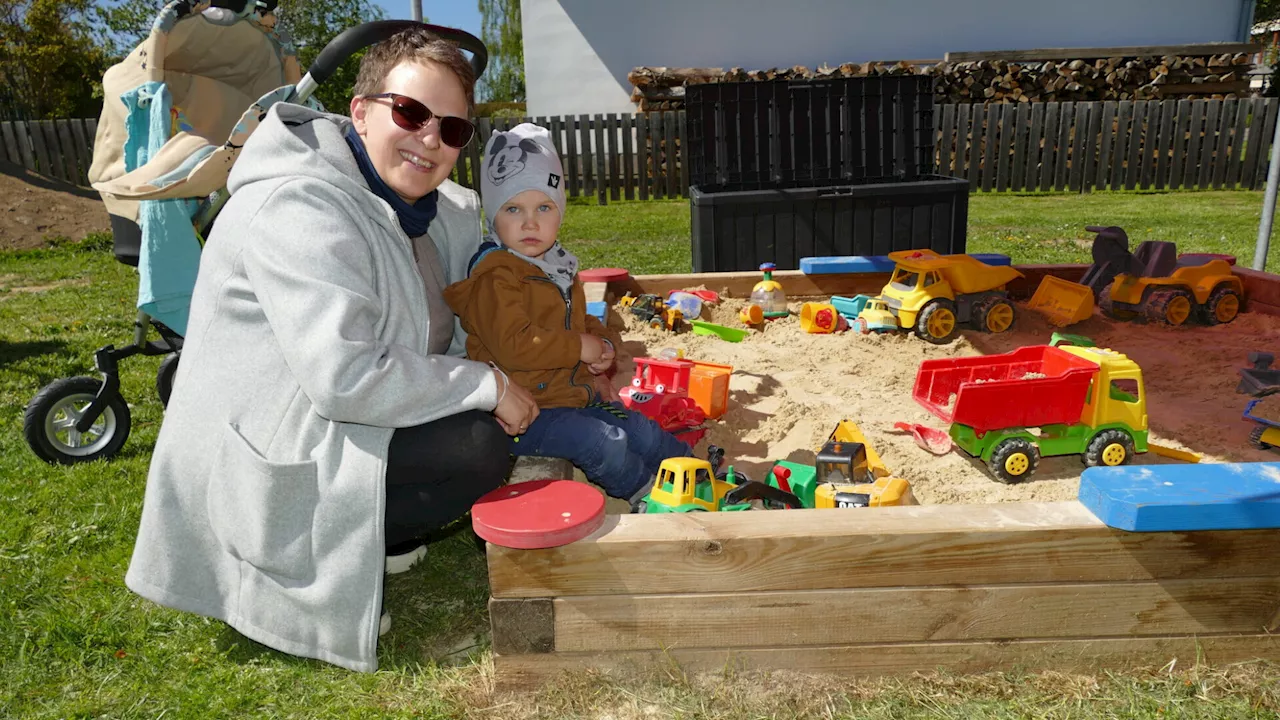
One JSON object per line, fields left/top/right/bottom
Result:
{"left": 477, "top": 0, "right": 523, "bottom": 103}
{"left": 1259, "top": 0, "right": 1280, "bottom": 23}
{"left": 94, "top": 0, "right": 159, "bottom": 59}
{"left": 0, "top": 0, "right": 110, "bottom": 119}
{"left": 273, "top": 0, "right": 385, "bottom": 112}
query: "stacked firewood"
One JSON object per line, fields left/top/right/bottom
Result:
{"left": 628, "top": 53, "right": 1255, "bottom": 111}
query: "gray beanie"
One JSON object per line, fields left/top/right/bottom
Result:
{"left": 479, "top": 123, "right": 566, "bottom": 229}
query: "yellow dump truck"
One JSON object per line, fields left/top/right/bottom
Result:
{"left": 853, "top": 250, "right": 1024, "bottom": 344}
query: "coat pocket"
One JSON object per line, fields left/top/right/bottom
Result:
{"left": 206, "top": 423, "right": 319, "bottom": 579}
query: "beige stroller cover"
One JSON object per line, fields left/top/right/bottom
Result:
{"left": 90, "top": 1, "right": 303, "bottom": 222}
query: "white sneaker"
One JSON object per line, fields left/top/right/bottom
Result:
{"left": 379, "top": 610, "right": 392, "bottom": 636}
{"left": 384, "top": 544, "right": 427, "bottom": 575}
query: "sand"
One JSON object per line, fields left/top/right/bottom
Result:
{"left": 608, "top": 292, "right": 1280, "bottom": 505}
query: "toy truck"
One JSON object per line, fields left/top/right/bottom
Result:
{"left": 913, "top": 345, "right": 1149, "bottom": 483}
{"left": 619, "top": 357, "right": 709, "bottom": 446}
{"left": 847, "top": 250, "right": 1024, "bottom": 344}
{"left": 767, "top": 420, "right": 917, "bottom": 507}
{"left": 635, "top": 453, "right": 802, "bottom": 513}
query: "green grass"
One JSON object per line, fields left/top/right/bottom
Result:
{"left": 2, "top": 195, "right": 1279, "bottom": 717}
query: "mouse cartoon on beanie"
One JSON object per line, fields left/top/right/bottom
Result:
{"left": 486, "top": 132, "right": 544, "bottom": 185}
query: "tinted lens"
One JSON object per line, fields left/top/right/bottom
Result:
{"left": 438, "top": 117, "right": 476, "bottom": 148}
{"left": 389, "top": 95, "right": 431, "bottom": 131}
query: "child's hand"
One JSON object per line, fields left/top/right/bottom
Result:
{"left": 587, "top": 338, "right": 615, "bottom": 375}
{"left": 580, "top": 333, "right": 606, "bottom": 364}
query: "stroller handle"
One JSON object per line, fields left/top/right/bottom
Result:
{"left": 296, "top": 20, "right": 488, "bottom": 104}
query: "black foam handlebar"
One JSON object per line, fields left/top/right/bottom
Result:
{"left": 306, "top": 20, "right": 488, "bottom": 87}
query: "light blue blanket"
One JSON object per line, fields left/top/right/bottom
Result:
{"left": 120, "top": 82, "right": 200, "bottom": 335}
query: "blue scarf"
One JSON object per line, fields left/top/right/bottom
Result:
{"left": 344, "top": 125, "right": 438, "bottom": 238}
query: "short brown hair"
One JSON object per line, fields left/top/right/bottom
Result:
{"left": 353, "top": 27, "right": 477, "bottom": 110}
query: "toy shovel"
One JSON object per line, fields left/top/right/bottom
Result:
{"left": 894, "top": 422, "right": 952, "bottom": 455}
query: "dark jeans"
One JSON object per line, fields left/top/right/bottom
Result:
{"left": 510, "top": 401, "right": 693, "bottom": 500}
{"left": 384, "top": 409, "right": 509, "bottom": 548}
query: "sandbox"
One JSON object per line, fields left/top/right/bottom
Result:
{"left": 486, "top": 264, "right": 1280, "bottom": 689}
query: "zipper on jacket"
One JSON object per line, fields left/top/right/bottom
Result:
{"left": 529, "top": 274, "right": 593, "bottom": 402}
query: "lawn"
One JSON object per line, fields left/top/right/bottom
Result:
{"left": 1, "top": 193, "right": 1278, "bottom": 718}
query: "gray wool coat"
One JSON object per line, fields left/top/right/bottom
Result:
{"left": 125, "top": 103, "right": 498, "bottom": 672}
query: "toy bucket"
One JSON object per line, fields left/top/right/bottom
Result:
{"left": 689, "top": 360, "right": 733, "bottom": 419}
{"left": 799, "top": 302, "right": 841, "bottom": 333}
{"left": 739, "top": 303, "right": 764, "bottom": 325}
{"left": 1028, "top": 276, "right": 1094, "bottom": 327}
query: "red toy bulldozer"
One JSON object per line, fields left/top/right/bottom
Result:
{"left": 618, "top": 357, "right": 708, "bottom": 446}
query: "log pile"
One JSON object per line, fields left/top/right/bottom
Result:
{"left": 628, "top": 53, "right": 1255, "bottom": 111}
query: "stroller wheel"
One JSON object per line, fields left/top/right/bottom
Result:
{"left": 24, "top": 377, "right": 132, "bottom": 465}
{"left": 156, "top": 353, "right": 181, "bottom": 408}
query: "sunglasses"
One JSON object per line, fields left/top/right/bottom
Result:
{"left": 362, "top": 92, "right": 476, "bottom": 149}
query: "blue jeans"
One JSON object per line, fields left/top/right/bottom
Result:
{"left": 511, "top": 402, "right": 694, "bottom": 500}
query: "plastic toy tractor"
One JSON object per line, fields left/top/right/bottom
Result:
{"left": 618, "top": 357, "right": 708, "bottom": 445}
{"left": 1036, "top": 226, "right": 1244, "bottom": 327}
{"left": 847, "top": 250, "right": 1024, "bottom": 344}
{"left": 767, "top": 420, "right": 917, "bottom": 507}
{"left": 636, "top": 449, "right": 802, "bottom": 513}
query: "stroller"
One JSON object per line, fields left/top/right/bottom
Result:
{"left": 23, "top": 0, "right": 487, "bottom": 464}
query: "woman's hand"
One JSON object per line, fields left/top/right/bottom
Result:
{"left": 492, "top": 368, "right": 539, "bottom": 436}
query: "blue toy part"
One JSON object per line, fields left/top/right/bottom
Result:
{"left": 1243, "top": 398, "right": 1280, "bottom": 429}
{"left": 1079, "top": 462, "right": 1280, "bottom": 532}
{"left": 829, "top": 295, "right": 870, "bottom": 320}
{"left": 800, "top": 253, "right": 1013, "bottom": 275}
{"left": 665, "top": 291, "right": 704, "bottom": 319}
{"left": 585, "top": 301, "right": 608, "bottom": 324}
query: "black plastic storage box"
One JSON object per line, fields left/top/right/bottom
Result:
{"left": 685, "top": 77, "right": 970, "bottom": 272}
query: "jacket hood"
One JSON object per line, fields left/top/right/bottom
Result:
{"left": 227, "top": 103, "right": 381, "bottom": 217}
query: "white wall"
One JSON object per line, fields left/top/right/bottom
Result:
{"left": 523, "top": 0, "right": 1253, "bottom": 118}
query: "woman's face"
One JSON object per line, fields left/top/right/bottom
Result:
{"left": 350, "top": 60, "right": 467, "bottom": 204}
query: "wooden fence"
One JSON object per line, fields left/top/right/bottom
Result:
{"left": 5, "top": 99, "right": 1280, "bottom": 202}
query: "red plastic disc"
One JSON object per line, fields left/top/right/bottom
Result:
{"left": 471, "top": 479, "right": 606, "bottom": 549}
{"left": 578, "top": 267, "right": 631, "bottom": 283}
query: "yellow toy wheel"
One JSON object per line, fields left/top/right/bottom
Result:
{"left": 1164, "top": 295, "right": 1192, "bottom": 325}
{"left": 915, "top": 300, "right": 958, "bottom": 345}
{"left": 987, "top": 437, "right": 1039, "bottom": 484}
{"left": 1205, "top": 285, "right": 1241, "bottom": 326}
{"left": 1084, "top": 429, "right": 1136, "bottom": 468}
{"left": 1144, "top": 289, "right": 1194, "bottom": 326}
{"left": 974, "top": 296, "right": 1016, "bottom": 333}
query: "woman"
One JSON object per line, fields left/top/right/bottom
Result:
{"left": 124, "top": 27, "right": 538, "bottom": 673}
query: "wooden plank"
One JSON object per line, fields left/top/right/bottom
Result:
{"left": 663, "top": 110, "right": 677, "bottom": 200}
{"left": 636, "top": 113, "right": 649, "bottom": 201}
{"left": 1198, "top": 98, "right": 1221, "bottom": 190}
{"left": 1183, "top": 101, "right": 1206, "bottom": 189}
{"left": 1242, "top": 99, "right": 1272, "bottom": 191}
{"left": 1109, "top": 101, "right": 1131, "bottom": 190}
{"left": 543, "top": 577, "right": 1280, "bottom": 653}
{"left": 40, "top": 121, "right": 69, "bottom": 182}
{"left": 495, "top": 634, "right": 1280, "bottom": 690}
{"left": 621, "top": 113, "right": 635, "bottom": 200}
{"left": 27, "top": 120, "right": 52, "bottom": 179}
{"left": 1124, "top": 101, "right": 1146, "bottom": 190}
{"left": 1093, "top": 101, "right": 1116, "bottom": 190}
{"left": 982, "top": 103, "right": 1000, "bottom": 192}
{"left": 952, "top": 103, "right": 970, "bottom": 178}
{"left": 648, "top": 112, "right": 664, "bottom": 199}
{"left": 1040, "top": 102, "right": 1060, "bottom": 191}
{"left": 55, "top": 120, "right": 81, "bottom": 185}
{"left": 1054, "top": 101, "right": 1074, "bottom": 192}
{"left": 1168, "top": 100, "right": 1192, "bottom": 190}
{"left": 0, "top": 121, "right": 19, "bottom": 166}
{"left": 1226, "top": 97, "right": 1254, "bottom": 189}
{"left": 1008, "top": 103, "right": 1030, "bottom": 191}
{"left": 1138, "top": 101, "right": 1161, "bottom": 189}
{"left": 996, "top": 102, "right": 1013, "bottom": 191}
{"left": 1251, "top": 99, "right": 1280, "bottom": 189}
{"left": 486, "top": 501, "right": 1280, "bottom": 598}
{"left": 1026, "top": 102, "right": 1045, "bottom": 191}
{"left": 938, "top": 103, "right": 955, "bottom": 179}
{"left": 1068, "top": 102, "right": 1090, "bottom": 192}
{"left": 563, "top": 116, "right": 581, "bottom": 198}
{"left": 968, "top": 103, "right": 985, "bottom": 190}
{"left": 604, "top": 113, "right": 620, "bottom": 202}
{"left": 944, "top": 43, "right": 1255, "bottom": 62}
{"left": 1213, "top": 98, "right": 1238, "bottom": 190}
{"left": 677, "top": 110, "right": 689, "bottom": 198}
{"left": 593, "top": 114, "right": 608, "bottom": 205}
{"left": 1080, "top": 102, "right": 1104, "bottom": 192}
{"left": 578, "top": 114, "right": 595, "bottom": 201}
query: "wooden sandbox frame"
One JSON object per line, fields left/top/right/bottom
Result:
{"left": 486, "top": 263, "right": 1280, "bottom": 689}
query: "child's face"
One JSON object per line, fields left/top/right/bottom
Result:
{"left": 493, "top": 189, "right": 561, "bottom": 259}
